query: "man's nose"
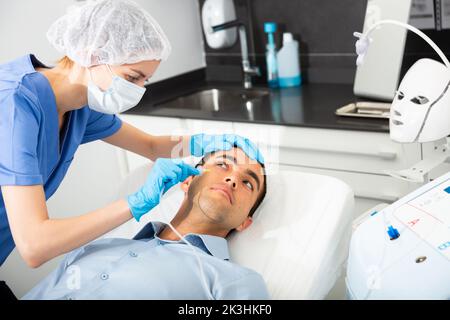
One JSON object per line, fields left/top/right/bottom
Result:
{"left": 224, "top": 176, "right": 237, "bottom": 189}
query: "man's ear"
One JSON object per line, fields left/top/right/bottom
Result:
{"left": 235, "top": 216, "right": 253, "bottom": 232}
{"left": 180, "top": 176, "right": 194, "bottom": 194}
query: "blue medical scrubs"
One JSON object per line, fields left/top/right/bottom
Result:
{"left": 0, "top": 54, "right": 122, "bottom": 266}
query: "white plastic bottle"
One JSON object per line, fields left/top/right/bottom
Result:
{"left": 277, "top": 33, "right": 302, "bottom": 88}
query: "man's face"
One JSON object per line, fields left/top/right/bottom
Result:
{"left": 182, "top": 148, "right": 265, "bottom": 232}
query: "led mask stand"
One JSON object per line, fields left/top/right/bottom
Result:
{"left": 354, "top": 20, "right": 450, "bottom": 183}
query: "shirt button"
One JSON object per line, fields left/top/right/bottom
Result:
{"left": 129, "top": 251, "right": 138, "bottom": 257}
{"left": 100, "top": 273, "right": 109, "bottom": 280}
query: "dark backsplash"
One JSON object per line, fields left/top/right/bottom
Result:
{"left": 200, "top": 0, "right": 368, "bottom": 84}
{"left": 401, "top": 28, "right": 450, "bottom": 80}
{"left": 200, "top": 0, "right": 450, "bottom": 86}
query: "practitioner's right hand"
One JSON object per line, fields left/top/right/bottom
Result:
{"left": 127, "top": 158, "right": 200, "bottom": 221}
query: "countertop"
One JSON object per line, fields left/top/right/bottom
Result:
{"left": 125, "top": 71, "right": 390, "bottom": 133}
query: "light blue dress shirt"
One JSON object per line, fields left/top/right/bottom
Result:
{"left": 0, "top": 54, "right": 122, "bottom": 265}
{"left": 23, "top": 222, "right": 270, "bottom": 300}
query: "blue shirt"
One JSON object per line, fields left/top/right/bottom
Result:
{"left": 23, "top": 222, "right": 270, "bottom": 300}
{"left": 0, "top": 54, "right": 122, "bottom": 265}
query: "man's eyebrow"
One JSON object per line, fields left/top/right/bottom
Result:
{"left": 245, "top": 169, "right": 261, "bottom": 191}
{"left": 130, "top": 68, "right": 146, "bottom": 78}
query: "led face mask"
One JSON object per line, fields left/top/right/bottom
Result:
{"left": 390, "top": 59, "right": 450, "bottom": 143}
{"left": 87, "top": 65, "right": 146, "bottom": 114}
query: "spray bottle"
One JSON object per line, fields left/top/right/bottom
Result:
{"left": 264, "top": 22, "right": 279, "bottom": 88}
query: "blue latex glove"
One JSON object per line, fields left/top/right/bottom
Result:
{"left": 127, "top": 158, "right": 200, "bottom": 221}
{"left": 190, "top": 134, "right": 265, "bottom": 164}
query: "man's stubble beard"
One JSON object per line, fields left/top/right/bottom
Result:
{"left": 188, "top": 176, "right": 228, "bottom": 224}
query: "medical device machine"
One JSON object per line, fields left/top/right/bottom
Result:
{"left": 346, "top": 171, "right": 450, "bottom": 299}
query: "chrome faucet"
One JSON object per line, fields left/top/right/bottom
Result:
{"left": 211, "top": 20, "right": 260, "bottom": 89}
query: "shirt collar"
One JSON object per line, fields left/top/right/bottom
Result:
{"left": 134, "top": 221, "right": 230, "bottom": 261}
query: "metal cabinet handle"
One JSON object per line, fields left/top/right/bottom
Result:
{"left": 356, "top": 193, "right": 399, "bottom": 203}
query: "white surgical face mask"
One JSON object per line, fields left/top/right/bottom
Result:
{"left": 87, "top": 64, "right": 146, "bottom": 114}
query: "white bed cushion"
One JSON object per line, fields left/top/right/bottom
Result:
{"left": 106, "top": 162, "right": 354, "bottom": 299}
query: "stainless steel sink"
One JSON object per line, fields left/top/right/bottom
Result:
{"left": 154, "top": 88, "right": 270, "bottom": 112}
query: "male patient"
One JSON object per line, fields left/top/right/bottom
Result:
{"left": 23, "top": 146, "right": 269, "bottom": 299}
